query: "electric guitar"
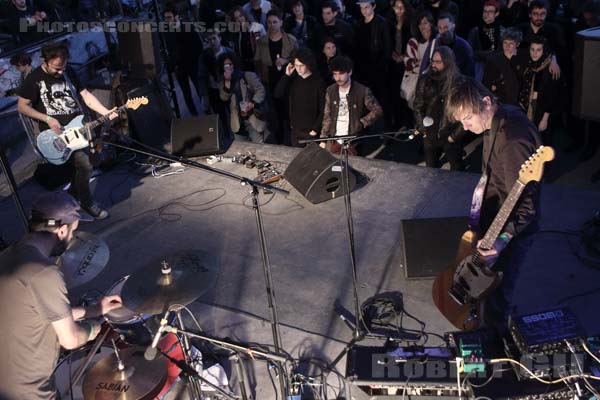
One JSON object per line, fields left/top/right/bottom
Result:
{"left": 431, "top": 145, "right": 555, "bottom": 330}
{"left": 36, "top": 96, "right": 148, "bottom": 165}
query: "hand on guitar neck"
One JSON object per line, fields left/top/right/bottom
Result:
{"left": 475, "top": 232, "right": 512, "bottom": 266}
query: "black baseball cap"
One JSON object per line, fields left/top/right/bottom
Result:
{"left": 30, "top": 191, "right": 93, "bottom": 226}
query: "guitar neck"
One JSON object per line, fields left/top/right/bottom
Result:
{"left": 479, "top": 180, "right": 526, "bottom": 249}
{"left": 85, "top": 104, "right": 127, "bottom": 130}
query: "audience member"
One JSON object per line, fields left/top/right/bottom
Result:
{"left": 274, "top": 47, "right": 325, "bottom": 146}
{"left": 10, "top": 52, "right": 33, "bottom": 89}
{"left": 483, "top": 27, "right": 522, "bottom": 105}
{"left": 319, "top": 56, "right": 383, "bottom": 155}
{"left": 468, "top": 0, "right": 504, "bottom": 80}
{"left": 283, "top": 0, "right": 323, "bottom": 51}
{"left": 243, "top": 0, "right": 273, "bottom": 27}
{"left": 317, "top": 37, "right": 340, "bottom": 86}
{"left": 228, "top": 6, "right": 267, "bottom": 72}
{"left": 413, "top": 46, "right": 465, "bottom": 170}
{"left": 219, "top": 52, "right": 269, "bottom": 143}
{"left": 320, "top": 1, "right": 355, "bottom": 57}
{"left": 437, "top": 13, "right": 475, "bottom": 77}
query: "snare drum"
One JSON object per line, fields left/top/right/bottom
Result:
{"left": 104, "top": 276, "right": 158, "bottom": 346}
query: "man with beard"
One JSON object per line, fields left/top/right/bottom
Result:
{"left": 413, "top": 46, "right": 465, "bottom": 170}
{"left": 516, "top": 0, "right": 564, "bottom": 79}
{"left": 437, "top": 13, "right": 475, "bottom": 77}
{"left": 0, "top": 191, "right": 122, "bottom": 400}
{"left": 18, "top": 42, "right": 118, "bottom": 219}
{"left": 319, "top": 56, "right": 382, "bottom": 155}
{"left": 468, "top": 0, "right": 504, "bottom": 81}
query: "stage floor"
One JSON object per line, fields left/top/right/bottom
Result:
{"left": 2, "top": 140, "right": 600, "bottom": 399}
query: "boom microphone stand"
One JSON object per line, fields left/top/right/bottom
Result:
{"left": 0, "top": 144, "right": 28, "bottom": 230}
{"left": 104, "top": 137, "right": 290, "bottom": 398}
{"left": 299, "top": 129, "right": 417, "bottom": 368}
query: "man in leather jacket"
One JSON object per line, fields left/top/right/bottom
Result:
{"left": 413, "top": 46, "right": 466, "bottom": 170}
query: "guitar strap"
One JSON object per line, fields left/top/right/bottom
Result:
{"left": 468, "top": 112, "right": 503, "bottom": 231}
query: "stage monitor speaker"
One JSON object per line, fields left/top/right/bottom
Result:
{"left": 400, "top": 216, "right": 469, "bottom": 279}
{"left": 572, "top": 27, "right": 600, "bottom": 121}
{"left": 284, "top": 143, "right": 357, "bottom": 204}
{"left": 170, "top": 115, "right": 228, "bottom": 157}
{"left": 117, "top": 25, "right": 160, "bottom": 79}
{"left": 126, "top": 80, "right": 171, "bottom": 149}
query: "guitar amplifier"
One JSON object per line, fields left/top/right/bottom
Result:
{"left": 345, "top": 346, "right": 464, "bottom": 399}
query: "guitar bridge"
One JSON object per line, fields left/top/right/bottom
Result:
{"left": 52, "top": 138, "right": 67, "bottom": 152}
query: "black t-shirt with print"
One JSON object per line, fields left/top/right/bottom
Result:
{"left": 18, "top": 66, "right": 84, "bottom": 132}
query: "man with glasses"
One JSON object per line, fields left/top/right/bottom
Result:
{"left": 17, "top": 42, "right": 117, "bottom": 220}
{"left": 413, "top": 46, "right": 465, "bottom": 170}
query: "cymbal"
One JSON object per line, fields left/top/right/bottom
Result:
{"left": 82, "top": 347, "right": 167, "bottom": 400}
{"left": 121, "top": 251, "right": 219, "bottom": 315}
{"left": 58, "top": 231, "right": 110, "bottom": 289}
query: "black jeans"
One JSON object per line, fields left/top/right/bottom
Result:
{"left": 175, "top": 62, "right": 201, "bottom": 116}
{"left": 424, "top": 138, "right": 465, "bottom": 171}
{"left": 68, "top": 150, "right": 94, "bottom": 207}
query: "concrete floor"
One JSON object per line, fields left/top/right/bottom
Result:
{"left": 1, "top": 137, "right": 600, "bottom": 399}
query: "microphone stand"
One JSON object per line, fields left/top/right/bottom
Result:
{"left": 0, "top": 144, "right": 28, "bottom": 230}
{"left": 298, "top": 130, "right": 417, "bottom": 369}
{"left": 104, "top": 137, "right": 290, "bottom": 398}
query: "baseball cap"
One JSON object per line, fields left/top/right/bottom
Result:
{"left": 30, "top": 191, "right": 93, "bottom": 226}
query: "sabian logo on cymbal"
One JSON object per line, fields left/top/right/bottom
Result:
{"left": 96, "top": 382, "right": 130, "bottom": 393}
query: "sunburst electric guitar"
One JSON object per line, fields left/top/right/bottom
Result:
{"left": 432, "top": 146, "right": 555, "bottom": 330}
{"left": 36, "top": 96, "right": 148, "bottom": 165}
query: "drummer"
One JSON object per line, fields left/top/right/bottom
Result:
{"left": 0, "top": 191, "right": 122, "bottom": 400}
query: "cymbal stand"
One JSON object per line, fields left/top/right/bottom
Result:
{"left": 172, "top": 306, "right": 203, "bottom": 400}
{"left": 103, "top": 138, "right": 290, "bottom": 398}
{"left": 165, "top": 324, "right": 291, "bottom": 400}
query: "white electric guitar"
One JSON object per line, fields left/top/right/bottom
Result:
{"left": 36, "top": 97, "right": 148, "bottom": 165}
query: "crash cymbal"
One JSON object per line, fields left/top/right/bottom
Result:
{"left": 82, "top": 347, "right": 167, "bottom": 400}
{"left": 58, "top": 231, "right": 110, "bottom": 289}
{"left": 121, "top": 251, "right": 218, "bottom": 315}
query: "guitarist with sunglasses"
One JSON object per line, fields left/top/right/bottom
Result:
{"left": 17, "top": 42, "right": 118, "bottom": 220}
{"left": 433, "top": 77, "right": 546, "bottom": 331}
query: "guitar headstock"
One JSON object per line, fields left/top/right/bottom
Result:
{"left": 518, "top": 145, "right": 555, "bottom": 184}
{"left": 125, "top": 96, "right": 149, "bottom": 110}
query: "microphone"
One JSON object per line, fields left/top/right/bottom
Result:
{"left": 408, "top": 116, "right": 435, "bottom": 140}
{"left": 144, "top": 308, "right": 171, "bottom": 361}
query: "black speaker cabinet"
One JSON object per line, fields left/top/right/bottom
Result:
{"left": 170, "top": 115, "right": 227, "bottom": 157}
{"left": 126, "top": 80, "right": 171, "bottom": 149}
{"left": 401, "top": 216, "right": 469, "bottom": 279}
{"left": 572, "top": 27, "right": 600, "bottom": 121}
{"left": 284, "top": 143, "right": 357, "bottom": 204}
{"left": 117, "top": 25, "right": 160, "bottom": 79}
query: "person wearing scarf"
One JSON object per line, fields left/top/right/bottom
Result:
{"left": 515, "top": 35, "right": 559, "bottom": 145}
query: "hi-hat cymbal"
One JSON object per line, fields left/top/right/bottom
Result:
{"left": 82, "top": 347, "right": 167, "bottom": 400}
{"left": 58, "top": 231, "right": 110, "bottom": 289}
{"left": 121, "top": 251, "right": 219, "bottom": 315}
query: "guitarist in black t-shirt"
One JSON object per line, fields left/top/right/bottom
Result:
{"left": 17, "top": 42, "right": 118, "bottom": 220}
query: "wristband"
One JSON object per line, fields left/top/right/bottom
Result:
{"left": 499, "top": 233, "right": 511, "bottom": 245}
{"left": 87, "top": 322, "right": 95, "bottom": 341}
{"left": 45, "top": 116, "right": 51, "bottom": 124}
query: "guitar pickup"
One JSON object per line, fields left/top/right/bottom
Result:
{"left": 52, "top": 138, "right": 67, "bottom": 152}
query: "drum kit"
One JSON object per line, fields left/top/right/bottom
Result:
{"left": 55, "top": 249, "right": 238, "bottom": 400}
